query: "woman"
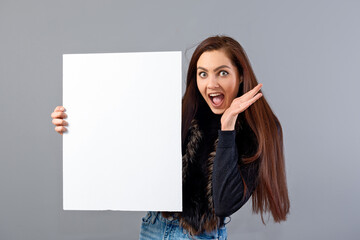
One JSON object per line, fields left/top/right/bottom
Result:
{"left": 51, "top": 35, "right": 290, "bottom": 239}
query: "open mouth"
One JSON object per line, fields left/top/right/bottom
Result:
{"left": 208, "top": 93, "right": 224, "bottom": 107}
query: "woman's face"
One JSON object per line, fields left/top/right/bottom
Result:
{"left": 196, "top": 49, "right": 241, "bottom": 115}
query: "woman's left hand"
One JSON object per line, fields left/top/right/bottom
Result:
{"left": 221, "top": 83, "right": 263, "bottom": 131}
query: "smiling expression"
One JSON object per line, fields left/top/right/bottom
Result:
{"left": 196, "top": 49, "right": 241, "bottom": 115}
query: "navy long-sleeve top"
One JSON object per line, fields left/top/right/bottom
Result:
{"left": 194, "top": 105, "right": 260, "bottom": 218}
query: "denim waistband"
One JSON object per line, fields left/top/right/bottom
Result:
{"left": 148, "top": 211, "right": 180, "bottom": 225}
{"left": 147, "top": 211, "right": 231, "bottom": 227}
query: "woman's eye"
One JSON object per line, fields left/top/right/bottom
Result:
{"left": 219, "top": 70, "right": 228, "bottom": 76}
{"left": 199, "top": 72, "right": 207, "bottom": 78}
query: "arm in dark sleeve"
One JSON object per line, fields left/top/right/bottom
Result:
{"left": 212, "top": 130, "right": 259, "bottom": 217}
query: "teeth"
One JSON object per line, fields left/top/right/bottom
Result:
{"left": 209, "top": 93, "right": 222, "bottom": 97}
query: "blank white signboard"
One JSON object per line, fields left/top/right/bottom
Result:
{"left": 63, "top": 51, "right": 182, "bottom": 211}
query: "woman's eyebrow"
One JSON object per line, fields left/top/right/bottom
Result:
{"left": 197, "top": 65, "right": 231, "bottom": 72}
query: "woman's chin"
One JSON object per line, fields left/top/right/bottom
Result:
{"left": 209, "top": 106, "right": 225, "bottom": 115}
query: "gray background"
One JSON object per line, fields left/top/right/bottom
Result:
{"left": 1, "top": 0, "right": 359, "bottom": 239}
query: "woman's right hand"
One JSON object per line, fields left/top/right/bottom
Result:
{"left": 221, "top": 83, "right": 263, "bottom": 131}
{"left": 51, "top": 106, "right": 68, "bottom": 135}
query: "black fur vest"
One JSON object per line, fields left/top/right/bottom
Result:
{"left": 161, "top": 105, "right": 246, "bottom": 236}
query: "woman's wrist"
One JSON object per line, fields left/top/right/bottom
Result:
{"left": 221, "top": 122, "right": 235, "bottom": 131}
{"left": 221, "top": 126, "right": 235, "bottom": 131}
{"left": 220, "top": 114, "right": 237, "bottom": 131}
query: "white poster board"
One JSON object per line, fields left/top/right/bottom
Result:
{"left": 62, "top": 51, "right": 182, "bottom": 211}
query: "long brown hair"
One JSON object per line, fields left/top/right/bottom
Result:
{"left": 182, "top": 35, "right": 290, "bottom": 224}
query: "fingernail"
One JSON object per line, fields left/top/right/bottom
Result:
{"left": 60, "top": 107, "right": 64, "bottom": 111}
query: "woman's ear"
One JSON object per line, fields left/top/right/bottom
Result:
{"left": 239, "top": 75, "right": 244, "bottom": 84}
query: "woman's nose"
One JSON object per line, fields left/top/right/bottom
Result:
{"left": 207, "top": 75, "right": 219, "bottom": 89}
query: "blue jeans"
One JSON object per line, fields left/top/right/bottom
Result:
{"left": 139, "top": 211, "right": 228, "bottom": 240}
